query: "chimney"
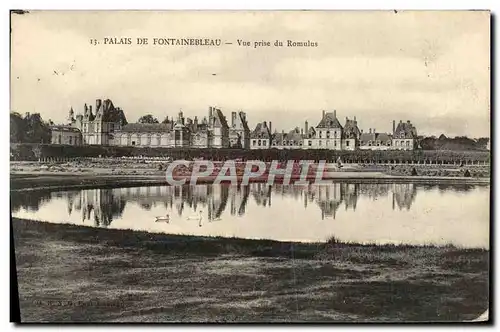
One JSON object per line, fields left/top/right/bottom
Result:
{"left": 231, "top": 111, "right": 236, "bottom": 127}
{"left": 369, "top": 128, "right": 372, "bottom": 134}
{"left": 334, "top": 110, "right": 337, "bottom": 118}
{"left": 89, "top": 105, "right": 93, "bottom": 115}
{"left": 393, "top": 120, "right": 396, "bottom": 134}
{"left": 301, "top": 128, "right": 304, "bottom": 135}
{"left": 96, "top": 99, "right": 102, "bottom": 111}
{"left": 305, "top": 121, "right": 309, "bottom": 135}
{"left": 208, "top": 106, "right": 213, "bottom": 120}
{"left": 354, "top": 116, "right": 356, "bottom": 121}
{"left": 373, "top": 128, "right": 376, "bottom": 133}
{"left": 269, "top": 121, "right": 272, "bottom": 134}
{"left": 322, "top": 110, "right": 326, "bottom": 118}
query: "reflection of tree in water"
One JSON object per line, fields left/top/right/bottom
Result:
{"left": 357, "top": 183, "right": 390, "bottom": 200}
{"left": 437, "top": 184, "right": 475, "bottom": 192}
{"left": 11, "top": 190, "right": 53, "bottom": 213}
{"left": 419, "top": 183, "right": 477, "bottom": 193}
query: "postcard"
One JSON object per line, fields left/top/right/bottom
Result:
{"left": 10, "top": 10, "right": 490, "bottom": 323}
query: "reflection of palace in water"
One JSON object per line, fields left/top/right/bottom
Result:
{"left": 59, "top": 182, "right": 419, "bottom": 227}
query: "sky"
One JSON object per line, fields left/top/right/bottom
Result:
{"left": 10, "top": 10, "right": 490, "bottom": 138}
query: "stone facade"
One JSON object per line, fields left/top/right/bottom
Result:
{"left": 269, "top": 111, "right": 363, "bottom": 151}
{"left": 250, "top": 121, "right": 272, "bottom": 149}
{"left": 391, "top": 120, "right": 417, "bottom": 150}
{"left": 50, "top": 125, "right": 82, "bottom": 145}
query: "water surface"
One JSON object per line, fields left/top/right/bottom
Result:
{"left": 12, "top": 182, "right": 490, "bottom": 248}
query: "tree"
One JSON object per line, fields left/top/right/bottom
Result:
{"left": 24, "top": 113, "right": 51, "bottom": 143}
{"left": 138, "top": 114, "right": 159, "bottom": 124}
{"left": 476, "top": 137, "right": 490, "bottom": 150}
{"left": 10, "top": 112, "right": 26, "bottom": 143}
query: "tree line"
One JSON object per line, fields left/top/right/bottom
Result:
{"left": 418, "top": 135, "right": 489, "bottom": 151}
{"left": 10, "top": 112, "right": 52, "bottom": 143}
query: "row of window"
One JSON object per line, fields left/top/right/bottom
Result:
{"left": 82, "top": 123, "right": 115, "bottom": 133}
{"left": 272, "top": 141, "right": 302, "bottom": 146}
{"left": 318, "top": 130, "right": 340, "bottom": 139}
{"left": 252, "top": 139, "right": 268, "bottom": 147}
{"left": 253, "top": 139, "right": 351, "bottom": 147}
{"left": 360, "top": 140, "right": 412, "bottom": 147}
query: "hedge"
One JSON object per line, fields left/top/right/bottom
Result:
{"left": 10, "top": 143, "right": 491, "bottom": 163}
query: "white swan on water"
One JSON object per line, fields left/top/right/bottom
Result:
{"left": 155, "top": 214, "right": 170, "bottom": 222}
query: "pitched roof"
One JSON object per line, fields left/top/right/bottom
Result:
{"left": 238, "top": 112, "right": 250, "bottom": 132}
{"left": 316, "top": 112, "right": 343, "bottom": 129}
{"left": 287, "top": 127, "right": 303, "bottom": 142}
{"left": 120, "top": 123, "right": 173, "bottom": 133}
{"left": 394, "top": 121, "right": 417, "bottom": 139}
{"left": 271, "top": 132, "right": 285, "bottom": 143}
{"left": 50, "top": 125, "right": 81, "bottom": 133}
{"left": 188, "top": 121, "right": 209, "bottom": 133}
{"left": 360, "top": 132, "right": 392, "bottom": 143}
{"left": 306, "top": 127, "right": 316, "bottom": 138}
{"left": 212, "top": 108, "right": 229, "bottom": 129}
{"left": 343, "top": 119, "right": 361, "bottom": 138}
{"left": 250, "top": 122, "right": 271, "bottom": 139}
{"left": 376, "top": 133, "right": 392, "bottom": 142}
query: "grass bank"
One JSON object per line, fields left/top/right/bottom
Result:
{"left": 12, "top": 218, "right": 489, "bottom": 322}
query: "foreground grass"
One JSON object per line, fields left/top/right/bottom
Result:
{"left": 12, "top": 218, "right": 489, "bottom": 323}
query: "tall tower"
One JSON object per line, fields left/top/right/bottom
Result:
{"left": 67, "top": 107, "right": 75, "bottom": 125}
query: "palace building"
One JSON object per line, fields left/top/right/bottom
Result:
{"left": 51, "top": 97, "right": 417, "bottom": 151}
{"left": 62, "top": 99, "right": 250, "bottom": 149}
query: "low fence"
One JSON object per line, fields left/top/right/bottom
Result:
{"left": 10, "top": 143, "right": 491, "bottom": 164}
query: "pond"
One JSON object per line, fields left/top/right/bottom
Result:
{"left": 12, "top": 182, "right": 490, "bottom": 248}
